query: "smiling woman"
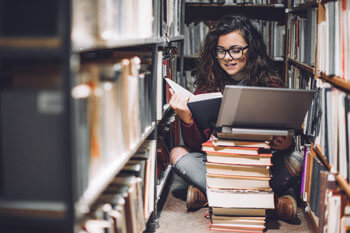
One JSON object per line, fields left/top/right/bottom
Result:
{"left": 167, "top": 14, "right": 303, "bottom": 224}
{"left": 195, "top": 15, "right": 283, "bottom": 92}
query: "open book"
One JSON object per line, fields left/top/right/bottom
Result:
{"left": 165, "top": 78, "right": 222, "bottom": 130}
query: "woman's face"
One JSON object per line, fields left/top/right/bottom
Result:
{"left": 216, "top": 30, "right": 248, "bottom": 76}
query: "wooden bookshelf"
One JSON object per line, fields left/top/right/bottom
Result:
{"left": 288, "top": 0, "right": 318, "bottom": 13}
{"left": 0, "top": 37, "right": 61, "bottom": 48}
{"left": 318, "top": 72, "right": 350, "bottom": 93}
{"left": 287, "top": 57, "right": 315, "bottom": 74}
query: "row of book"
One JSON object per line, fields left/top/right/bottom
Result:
{"left": 317, "top": 0, "right": 350, "bottom": 80}
{"left": 186, "top": 0, "right": 284, "bottom": 4}
{"left": 287, "top": 8, "right": 317, "bottom": 66}
{"left": 73, "top": 55, "right": 154, "bottom": 196}
{"left": 184, "top": 22, "right": 210, "bottom": 56}
{"left": 72, "top": 0, "right": 154, "bottom": 48}
{"left": 79, "top": 140, "right": 157, "bottom": 233}
{"left": 251, "top": 20, "right": 285, "bottom": 59}
{"left": 162, "top": 0, "right": 183, "bottom": 38}
{"left": 297, "top": 74, "right": 350, "bottom": 183}
{"left": 301, "top": 146, "right": 350, "bottom": 233}
{"left": 184, "top": 19, "right": 285, "bottom": 59}
{"left": 203, "top": 134, "right": 275, "bottom": 232}
{"left": 310, "top": 84, "right": 350, "bottom": 181}
{"left": 287, "top": 65, "right": 313, "bottom": 89}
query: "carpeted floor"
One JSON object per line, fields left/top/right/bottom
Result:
{"left": 155, "top": 173, "right": 312, "bottom": 233}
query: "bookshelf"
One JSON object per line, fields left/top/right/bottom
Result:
{"left": 285, "top": 0, "right": 350, "bottom": 231}
{"left": 0, "top": 0, "right": 185, "bottom": 232}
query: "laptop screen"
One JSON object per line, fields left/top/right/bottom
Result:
{"left": 216, "top": 86, "right": 315, "bottom": 130}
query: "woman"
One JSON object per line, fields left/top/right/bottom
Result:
{"left": 169, "top": 15, "right": 302, "bottom": 224}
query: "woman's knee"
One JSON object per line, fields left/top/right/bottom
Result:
{"left": 169, "top": 146, "right": 189, "bottom": 165}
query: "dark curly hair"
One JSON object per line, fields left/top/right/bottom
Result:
{"left": 194, "top": 15, "right": 283, "bottom": 92}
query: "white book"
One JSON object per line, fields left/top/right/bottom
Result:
{"left": 207, "top": 188, "right": 275, "bottom": 209}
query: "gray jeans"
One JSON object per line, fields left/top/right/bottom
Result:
{"left": 172, "top": 147, "right": 303, "bottom": 198}
{"left": 173, "top": 152, "right": 207, "bottom": 194}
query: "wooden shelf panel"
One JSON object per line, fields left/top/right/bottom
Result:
{"left": 318, "top": 72, "right": 350, "bottom": 93}
{"left": 73, "top": 37, "right": 162, "bottom": 53}
{"left": 0, "top": 37, "right": 63, "bottom": 59}
{"left": 0, "top": 200, "right": 66, "bottom": 219}
{"left": 288, "top": 0, "right": 318, "bottom": 13}
{"left": 288, "top": 57, "right": 315, "bottom": 74}
{"left": 0, "top": 37, "right": 61, "bottom": 48}
{"left": 75, "top": 122, "right": 156, "bottom": 215}
{"left": 74, "top": 36, "right": 184, "bottom": 53}
{"left": 185, "top": 2, "right": 285, "bottom": 8}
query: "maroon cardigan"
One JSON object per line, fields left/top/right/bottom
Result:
{"left": 180, "top": 88, "right": 212, "bottom": 152}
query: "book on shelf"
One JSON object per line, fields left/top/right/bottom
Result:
{"left": 206, "top": 173, "right": 271, "bottom": 190}
{"left": 133, "top": 140, "right": 157, "bottom": 220}
{"left": 164, "top": 77, "right": 222, "bottom": 130}
{"left": 106, "top": 176, "right": 145, "bottom": 233}
{"left": 206, "top": 162, "right": 270, "bottom": 178}
{"left": 207, "top": 188, "right": 275, "bottom": 209}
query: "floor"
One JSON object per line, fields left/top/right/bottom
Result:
{"left": 155, "top": 173, "right": 312, "bottom": 233}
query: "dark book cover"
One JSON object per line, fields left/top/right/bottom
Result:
{"left": 188, "top": 96, "right": 222, "bottom": 131}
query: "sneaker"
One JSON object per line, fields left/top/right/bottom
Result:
{"left": 276, "top": 195, "right": 301, "bottom": 225}
{"left": 186, "top": 185, "right": 207, "bottom": 212}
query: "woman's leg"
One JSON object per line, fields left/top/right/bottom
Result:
{"left": 169, "top": 147, "right": 207, "bottom": 194}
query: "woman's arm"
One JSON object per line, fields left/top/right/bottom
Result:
{"left": 169, "top": 88, "right": 210, "bottom": 151}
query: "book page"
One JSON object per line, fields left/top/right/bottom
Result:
{"left": 164, "top": 78, "right": 193, "bottom": 98}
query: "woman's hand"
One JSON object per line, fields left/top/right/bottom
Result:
{"left": 269, "top": 135, "right": 293, "bottom": 151}
{"left": 168, "top": 89, "right": 193, "bottom": 124}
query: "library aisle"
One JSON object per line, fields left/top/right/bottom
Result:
{"left": 156, "top": 175, "right": 311, "bottom": 233}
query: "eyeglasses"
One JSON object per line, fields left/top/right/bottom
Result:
{"left": 214, "top": 45, "right": 249, "bottom": 60}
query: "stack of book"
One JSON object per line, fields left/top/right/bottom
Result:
{"left": 203, "top": 137, "right": 275, "bottom": 232}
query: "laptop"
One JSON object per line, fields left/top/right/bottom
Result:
{"left": 216, "top": 86, "right": 316, "bottom": 130}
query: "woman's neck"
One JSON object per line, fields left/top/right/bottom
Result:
{"left": 230, "top": 71, "right": 246, "bottom": 82}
